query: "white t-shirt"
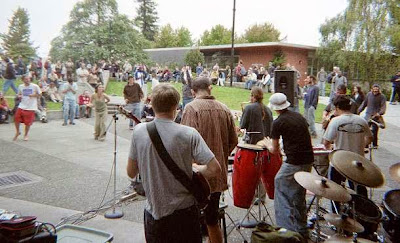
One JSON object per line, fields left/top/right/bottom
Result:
{"left": 18, "top": 83, "right": 41, "bottom": 111}
{"left": 76, "top": 68, "right": 89, "bottom": 82}
{"left": 323, "top": 113, "right": 372, "bottom": 156}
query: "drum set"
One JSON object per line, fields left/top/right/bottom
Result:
{"left": 293, "top": 149, "right": 400, "bottom": 243}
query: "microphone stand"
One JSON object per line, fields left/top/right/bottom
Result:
{"left": 105, "top": 112, "right": 124, "bottom": 219}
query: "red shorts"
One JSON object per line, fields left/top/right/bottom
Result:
{"left": 14, "top": 108, "right": 35, "bottom": 126}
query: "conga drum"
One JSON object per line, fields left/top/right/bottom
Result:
{"left": 260, "top": 150, "right": 282, "bottom": 199}
{"left": 233, "top": 144, "right": 264, "bottom": 209}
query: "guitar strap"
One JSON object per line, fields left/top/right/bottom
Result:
{"left": 146, "top": 122, "right": 195, "bottom": 195}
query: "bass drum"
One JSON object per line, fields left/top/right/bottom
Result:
{"left": 382, "top": 189, "right": 400, "bottom": 241}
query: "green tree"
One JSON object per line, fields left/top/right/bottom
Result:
{"left": 1, "top": 7, "right": 36, "bottom": 61}
{"left": 134, "top": 0, "right": 158, "bottom": 41}
{"left": 199, "top": 25, "right": 232, "bottom": 46}
{"left": 49, "top": 0, "right": 149, "bottom": 63}
{"left": 153, "top": 24, "right": 193, "bottom": 48}
{"left": 184, "top": 49, "right": 205, "bottom": 70}
{"left": 318, "top": 0, "right": 399, "bottom": 84}
{"left": 242, "top": 22, "right": 280, "bottom": 43}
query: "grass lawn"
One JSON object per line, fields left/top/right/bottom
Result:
{"left": 106, "top": 79, "right": 326, "bottom": 123}
{"left": 0, "top": 78, "right": 62, "bottom": 110}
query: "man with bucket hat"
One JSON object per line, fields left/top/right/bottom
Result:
{"left": 265, "top": 93, "right": 314, "bottom": 238}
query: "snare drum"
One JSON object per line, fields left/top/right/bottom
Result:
{"left": 382, "top": 189, "right": 400, "bottom": 240}
{"left": 233, "top": 144, "right": 264, "bottom": 209}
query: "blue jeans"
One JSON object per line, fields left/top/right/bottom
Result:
{"left": 245, "top": 80, "right": 256, "bottom": 89}
{"left": 125, "top": 102, "right": 142, "bottom": 127}
{"left": 274, "top": 162, "right": 312, "bottom": 235}
{"left": 182, "top": 97, "right": 193, "bottom": 109}
{"left": 2, "top": 79, "right": 18, "bottom": 94}
{"left": 390, "top": 86, "right": 400, "bottom": 103}
{"left": 63, "top": 99, "right": 76, "bottom": 124}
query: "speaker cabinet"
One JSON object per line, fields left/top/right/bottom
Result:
{"left": 274, "top": 70, "right": 296, "bottom": 107}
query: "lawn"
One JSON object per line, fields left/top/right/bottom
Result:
{"left": 106, "top": 79, "right": 326, "bottom": 123}
{"left": 0, "top": 78, "right": 62, "bottom": 110}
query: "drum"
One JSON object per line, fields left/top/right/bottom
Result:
{"left": 382, "top": 189, "right": 400, "bottom": 240}
{"left": 349, "top": 194, "right": 382, "bottom": 240}
{"left": 233, "top": 145, "right": 264, "bottom": 209}
{"left": 260, "top": 151, "right": 282, "bottom": 199}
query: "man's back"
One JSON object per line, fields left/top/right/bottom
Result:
{"left": 181, "top": 96, "right": 237, "bottom": 192}
{"left": 129, "top": 118, "right": 214, "bottom": 220}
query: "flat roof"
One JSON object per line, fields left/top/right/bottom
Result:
{"left": 144, "top": 42, "right": 318, "bottom": 52}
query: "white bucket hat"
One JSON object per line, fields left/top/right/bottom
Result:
{"left": 269, "top": 93, "right": 291, "bottom": 110}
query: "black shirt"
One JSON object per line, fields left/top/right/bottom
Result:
{"left": 240, "top": 102, "right": 273, "bottom": 144}
{"left": 271, "top": 110, "right": 314, "bottom": 165}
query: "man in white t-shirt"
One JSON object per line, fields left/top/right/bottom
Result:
{"left": 13, "top": 75, "right": 41, "bottom": 141}
{"left": 76, "top": 63, "right": 89, "bottom": 83}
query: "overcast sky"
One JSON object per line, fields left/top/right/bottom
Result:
{"left": 0, "top": 0, "right": 348, "bottom": 57}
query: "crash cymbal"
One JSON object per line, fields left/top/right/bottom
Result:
{"left": 294, "top": 172, "right": 351, "bottom": 202}
{"left": 389, "top": 162, "right": 400, "bottom": 183}
{"left": 330, "top": 150, "right": 385, "bottom": 188}
{"left": 326, "top": 235, "right": 375, "bottom": 243}
{"left": 324, "top": 213, "right": 364, "bottom": 233}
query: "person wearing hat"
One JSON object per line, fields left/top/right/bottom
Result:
{"left": 265, "top": 92, "right": 314, "bottom": 238}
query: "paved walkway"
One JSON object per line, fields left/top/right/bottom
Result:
{"left": 0, "top": 96, "right": 399, "bottom": 242}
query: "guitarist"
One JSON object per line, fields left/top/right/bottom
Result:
{"left": 127, "top": 84, "right": 221, "bottom": 243}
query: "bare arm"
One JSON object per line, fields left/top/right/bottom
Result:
{"left": 192, "top": 158, "right": 221, "bottom": 181}
{"left": 266, "top": 138, "right": 280, "bottom": 154}
{"left": 127, "top": 158, "right": 139, "bottom": 179}
{"left": 104, "top": 94, "right": 111, "bottom": 103}
{"left": 323, "top": 139, "right": 333, "bottom": 150}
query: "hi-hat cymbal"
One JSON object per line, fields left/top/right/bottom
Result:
{"left": 326, "top": 235, "right": 375, "bottom": 243}
{"left": 330, "top": 150, "right": 385, "bottom": 188}
{"left": 389, "top": 162, "right": 400, "bottom": 183}
{"left": 294, "top": 172, "right": 351, "bottom": 202}
{"left": 324, "top": 213, "right": 364, "bottom": 233}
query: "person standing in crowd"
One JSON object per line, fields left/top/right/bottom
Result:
{"left": 76, "top": 63, "right": 89, "bottom": 83}
{"left": 124, "top": 75, "right": 143, "bottom": 129}
{"left": 196, "top": 62, "right": 203, "bottom": 77}
{"left": 317, "top": 67, "right": 327, "bottom": 96}
{"left": 181, "top": 77, "right": 237, "bottom": 243}
{"left": 17, "top": 56, "right": 25, "bottom": 76}
{"left": 60, "top": 78, "right": 78, "bottom": 126}
{"left": 323, "top": 95, "right": 372, "bottom": 212}
{"left": 126, "top": 84, "right": 221, "bottom": 243}
{"left": 351, "top": 85, "right": 365, "bottom": 108}
{"left": 2, "top": 57, "right": 18, "bottom": 95}
{"left": 13, "top": 75, "right": 41, "bottom": 141}
{"left": 358, "top": 84, "right": 386, "bottom": 149}
{"left": 265, "top": 93, "right": 313, "bottom": 238}
{"left": 303, "top": 75, "right": 319, "bottom": 138}
{"left": 181, "top": 65, "right": 193, "bottom": 108}
{"left": 390, "top": 70, "right": 400, "bottom": 105}
{"left": 65, "top": 58, "right": 74, "bottom": 79}
{"left": 240, "top": 86, "right": 273, "bottom": 144}
{"left": 91, "top": 84, "right": 110, "bottom": 141}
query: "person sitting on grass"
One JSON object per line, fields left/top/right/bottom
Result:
{"left": 0, "top": 92, "right": 11, "bottom": 124}
{"left": 47, "top": 81, "right": 62, "bottom": 103}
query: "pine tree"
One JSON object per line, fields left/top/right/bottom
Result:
{"left": 134, "top": 0, "right": 158, "bottom": 41}
{"left": 1, "top": 7, "right": 36, "bottom": 60}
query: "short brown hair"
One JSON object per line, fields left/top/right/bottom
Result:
{"left": 191, "top": 77, "right": 211, "bottom": 92}
{"left": 251, "top": 87, "right": 264, "bottom": 103}
{"left": 152, "top": 84, "right": 180, "bottom": 113}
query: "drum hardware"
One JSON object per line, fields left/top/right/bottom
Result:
{"left": 381, "top": 189, "right": 400, "bottom": 241}
{"left": 389, "top": 162, "right": 400, "bottom": 183}
{"left": 295, "top": 172, "right": 352, "bottom": 243}
{"left": 325, "top": 234, "right": 376, "bottom": 243}
{"left": 324, "top": 213, "right": 364, "bottom": 233}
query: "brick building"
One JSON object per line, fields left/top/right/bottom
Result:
{"left": 145, "top": 42, "right": 317, "bottom": 79}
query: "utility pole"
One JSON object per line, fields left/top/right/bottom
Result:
{"left": 230, "top": 0, "right": 236, "bottom": 87}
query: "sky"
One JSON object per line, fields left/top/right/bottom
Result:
{"left": 0, "top": 0, "right": 348, "bottom": 57}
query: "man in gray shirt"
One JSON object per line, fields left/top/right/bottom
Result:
{"left": 127, "top": 84, "right": 221, "bottom": 243}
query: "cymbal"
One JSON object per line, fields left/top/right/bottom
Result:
{"left": 294, "top": 172, "right": 351, "bottom": 202}
{"left": 326, "top": 235, "right": 375, "bottom": 243}
{"left": 330, "top": 150, "right": 385, "bottom": 188}
{"left": 389, "top": 162, "right": 400, "bottom": 183}
{"left": 324, "top": 213, "right": 364, "bottom": 233}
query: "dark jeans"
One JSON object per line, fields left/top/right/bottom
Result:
{"left": 329, "top": 167, "right": 367, "bottom": 213}
{"left": 369, "top": 121, "right": 379, "bottom": 146}
{"left": 390, "top": 86, "right": 400, "bottom": 102}
{"left": 144, "top": 205, "right": 201, "bottom": 243}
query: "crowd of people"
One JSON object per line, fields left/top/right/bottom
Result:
{"left": 1, "top": 53, "right": 397, "bottom": 242}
